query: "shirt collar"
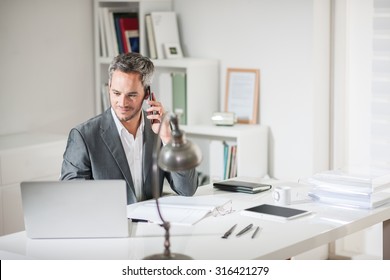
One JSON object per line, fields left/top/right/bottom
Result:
{"left": 111, "top": 107, "right": 145, "bottom": 135}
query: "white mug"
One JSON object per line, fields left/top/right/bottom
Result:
{"left": 273, "top": 186, "right": 291, "bottom": 205}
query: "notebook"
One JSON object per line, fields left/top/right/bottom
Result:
{"left": 213, "top": 180, "right": 272, "bottom": 194}
{"left": 20, "top": 180, "right": 129, "bottom": 239}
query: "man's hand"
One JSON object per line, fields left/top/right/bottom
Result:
{"left": 146, "top": 93, "right": 171, "bottom": 144}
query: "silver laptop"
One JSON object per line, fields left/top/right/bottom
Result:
{"left": 20, "top": 180, "right": 129, "bottom": 239}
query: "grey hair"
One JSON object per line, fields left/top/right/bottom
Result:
{"left": 108, "top": 52, "right": 154, "bottom": 88}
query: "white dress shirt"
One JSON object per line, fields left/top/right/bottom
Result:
{"left": 111, "top": 108, "right": 144, "bottom": 201}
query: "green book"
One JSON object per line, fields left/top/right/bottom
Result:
{"left": 171, "top": 72, "right": 187, "bottom": 125}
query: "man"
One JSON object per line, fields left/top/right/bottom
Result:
{"left": 60, "top": 52, "right": 198, "bottom": 204}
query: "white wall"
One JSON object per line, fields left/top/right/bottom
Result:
{"left": 0, "top": 0, "right": 95, "bottom": 136}
{"left": 174, "top": 0, "right": 330, "bottom": 180}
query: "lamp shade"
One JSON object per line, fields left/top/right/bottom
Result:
{"left": 158, "top": 130, "right": 202, "bottom": 171}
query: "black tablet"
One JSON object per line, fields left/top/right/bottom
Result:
{"left": 241, "top": 204, "right": 312, "bottom": 220}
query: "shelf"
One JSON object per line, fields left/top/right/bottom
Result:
{"left": 182, "top": 124, "right": 266, "bottom": 139}
{"left": 152, "top": 59, "right": 219, "bottom": 125}
{"left": 93, "top": 0, "right": 219, "bottom": 124}
{"left": 153, "top": 58, "right": 219, "bottom": 67}
{"left": 98, "top": 57, "right": 218, "bottom": 65}
{"left": 181, "top": 124, "right": 268, "bottom": 182}
{"left": 94, "top": 0, "right": 173, "bottom": 113}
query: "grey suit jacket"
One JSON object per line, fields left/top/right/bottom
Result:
{"left": 60, "top": 109, "right": 198, "bottom": 204}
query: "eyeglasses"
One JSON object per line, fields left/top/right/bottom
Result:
{"left": 211, "top": 200, "right": 234, "bottom": 217}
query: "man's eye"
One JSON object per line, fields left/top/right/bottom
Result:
{"left": 127, "top": 94, "right": 138, "bottom": 99}
{"left": 112, "top": 91, "right": 120, "bottom": 96}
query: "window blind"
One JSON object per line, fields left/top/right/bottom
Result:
{"left": 371, "top": 0, "right": 390, "bottom": 174}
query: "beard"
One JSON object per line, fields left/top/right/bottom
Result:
{"left": 114, "top": 105, "right": 142, "bottom": 123}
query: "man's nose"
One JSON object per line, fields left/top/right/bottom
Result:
{"left": 118, "top": 94, "right": 127, "bottom": 106}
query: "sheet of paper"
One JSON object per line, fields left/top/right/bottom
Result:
{"left": 127, "top": 196, "right": 231, "bottom": 225}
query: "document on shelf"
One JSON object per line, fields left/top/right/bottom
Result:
{"left": 127, "top": 195, "right": 232, "bottom": 226}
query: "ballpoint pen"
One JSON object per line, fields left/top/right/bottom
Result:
{"left": 251, "top": 226, "right": 260, "bottom": 239}
{"left": 221, "top": 224, "right": 237, "bottom": 239}
{"left": 236, "top": 223, "right": 253, "bottom": 237}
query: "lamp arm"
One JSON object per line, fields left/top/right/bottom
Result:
{"left": 145, "top": 111, "right": 199, "bottom": 260}
{"left": 152, "top": 111, "right": 177, "bottom": 257}
{"left": 151, "top": 111, "right": 178, "bottom": 199}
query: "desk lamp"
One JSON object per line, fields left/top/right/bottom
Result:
{"left": 144, "top": 112, "right": 202, "bottom": 260}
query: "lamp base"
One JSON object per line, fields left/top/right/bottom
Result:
{"left": 143, "top": 253, "right": 193, "bottom": 260}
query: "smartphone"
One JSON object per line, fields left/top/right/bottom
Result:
{"left": 146, "top": 86, "right": 151, "bottom": 100}
{"left": 147, "top": 86, "right": 157, "bottom": 123}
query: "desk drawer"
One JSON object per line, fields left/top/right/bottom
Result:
{"left": 0, "top": 140, "right": 66, "bottom": 185}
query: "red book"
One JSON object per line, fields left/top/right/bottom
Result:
{"left": 119, "top": 17, "right": 139, "bottom": 53}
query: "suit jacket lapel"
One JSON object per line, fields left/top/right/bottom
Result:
{"left": 143, "top": 113, "right": 154, "bottom": 188}
{"left": 100, "top": 109, "right": 135, "bottom": 195}
{"left": 143, "top": 112, "right": 167, "bottom": 199}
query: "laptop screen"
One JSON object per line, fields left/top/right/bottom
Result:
{"left": 20, "top": 180, "right": 129, "bottom": 239}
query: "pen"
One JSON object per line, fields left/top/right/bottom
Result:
{"left": 251, "top": 226, "right": 260, "bottom": 239}
{"left": 236, "top": 223, "right": 253, "bottom": 237}
{"left": 221, "top": 224, "right": 237, "bottom": 239}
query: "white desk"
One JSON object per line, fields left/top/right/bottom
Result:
{"left": 0, "top": 179, "right": 389, "bottom": 260}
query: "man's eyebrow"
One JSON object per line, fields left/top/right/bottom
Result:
{"left": 111, "top": 88, "right": 136, "bottom": 93}
{"left": 111, "top": 89, "right": 139, "bottom": 95}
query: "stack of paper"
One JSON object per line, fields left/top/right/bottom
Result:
{"left": 306, "top": 170, "right": 390, "bottom": 209}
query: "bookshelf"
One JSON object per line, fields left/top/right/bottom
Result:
{"left": 93, "top": 1, "right": 267, "bottom": 182}
{"left": 152, "top": 58, "right": 218, "bottom": 125}
{"left": 94, "top": 0, "right": 172, "bottom": 113}
{"left": 94, "top": 0, "right": 219, "bottom": 125}
{"left": 94, "top": 0, "right": 172, "bottom": 57}
{"left": 181, "top": 124, "right": 268, "bottom": 183}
